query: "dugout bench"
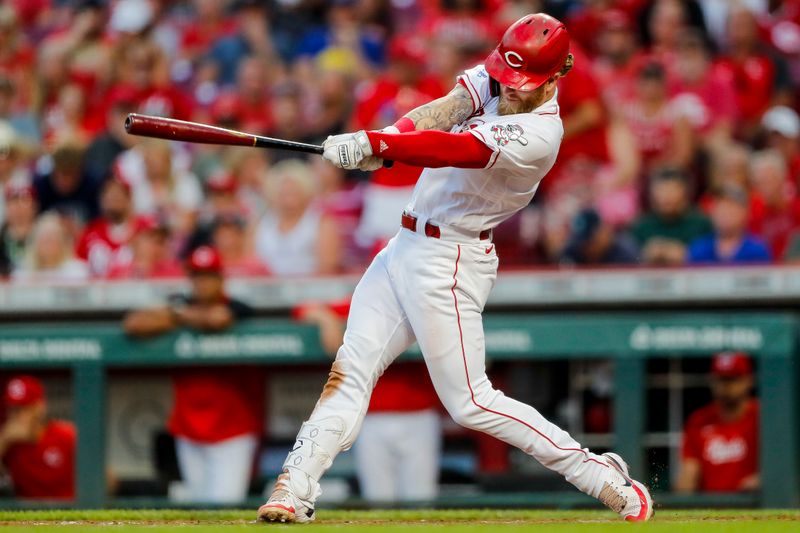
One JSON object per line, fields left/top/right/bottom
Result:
{"left": 0, "top": 312, "right": 797, "bottom": 509}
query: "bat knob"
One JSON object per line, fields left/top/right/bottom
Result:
{"left": 383, "top": 160, "right": 394, "bottom": 168}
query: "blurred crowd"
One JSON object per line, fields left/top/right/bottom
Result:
{"left": 1, "top": 0, "right": 800, "bottom": 282}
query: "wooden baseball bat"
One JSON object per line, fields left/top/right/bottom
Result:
{"left": 124, "top": 113, "right": 392, "bottom": 167}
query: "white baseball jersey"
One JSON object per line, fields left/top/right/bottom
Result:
{"left": 406, "top": 64, "right": 563, "bottom": 232}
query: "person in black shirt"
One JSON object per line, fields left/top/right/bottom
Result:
{"left": 34, "top": 144, "right": 100, "bottom": 230}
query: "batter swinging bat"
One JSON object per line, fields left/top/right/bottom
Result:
{"left": 124, "top": 113, "right": 392, "bottom": 167}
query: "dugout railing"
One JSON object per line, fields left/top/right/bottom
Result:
{"left": 0, "top": 311, "right": 797, "bottom": 509}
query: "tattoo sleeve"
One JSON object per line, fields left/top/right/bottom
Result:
{"left": 403, "top": 83, "right": 475, "bottom": 131}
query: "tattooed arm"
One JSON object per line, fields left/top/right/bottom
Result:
{"left": 403, "top": 83, "right": 475, "bottom": 131}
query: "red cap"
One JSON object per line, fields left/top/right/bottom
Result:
{"left": 187, "top": 245, "right": 223, "bottom": 275}
{"left": 711, "top": 352, "right": 753, "bottom": 378}
{"left": 485, "top": 13, "right": 571, "bottom": 91}
{"left": 206, "top": 172, "right": 239, "bottom": 194}
{"left": 4, "top": 376, "right": 45, "bottom": 407}
{"left": 388, "top": 36, "right": 427, "bottom": 64}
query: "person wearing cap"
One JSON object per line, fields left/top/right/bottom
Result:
{"left": 0, "top": 375, "right": 76, "bottom": 500}
{"left": 560, "top": 208, "right": 638, "bottom": 265}
{"left": 0, "top": 180, "right": 38, "bottom": 277}
{"left": 688, "top": 185, "right": 772, "bottom": 264}
{"left": 761, "top": 105, "right": 800, "bottom": 181}
{"left": 123, "top": 246, "right": 263, "bottom": 503}
{"left": 263, "top": 13, "right": 653, "bottom": 524}
{"left": 632, "top": 167, "right": 712, "bottom": 265}
{"left": 676, "top": 353, "right": 759, "bottom": 493}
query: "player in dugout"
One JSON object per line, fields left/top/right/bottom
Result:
{"left": 123, "top": 245, "right": 263, "bottom": 503}
{"left": 258, "top": 13, "right": 652, "bottom": 524}
{"left": 676, "top": 352, "right": 759, "bottom": 493}
{"left": 0, "top": 375, "right": 76, "bottom": 500}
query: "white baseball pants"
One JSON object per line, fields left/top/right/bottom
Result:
{"left": 281, "top": 228, "right": 610, "bottom": 504}
{"left": 175, "top": 433, "right": 257, "bottom": 503}
{"left": 354, "top": 409, "right": 441, "bottom": 502}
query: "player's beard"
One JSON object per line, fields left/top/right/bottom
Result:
{"left": 497, "top": 85, "right": 547, "bottom": 116}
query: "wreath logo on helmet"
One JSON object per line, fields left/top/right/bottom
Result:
{"left": 491, "top": 124, "right": 528, "bottom": 146}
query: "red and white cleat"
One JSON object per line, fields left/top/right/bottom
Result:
{"left": 598, "top": 452, "right": 654, "bottom": 522}
{"left": 257, "top": 485, "right": 315, "bottom": 524}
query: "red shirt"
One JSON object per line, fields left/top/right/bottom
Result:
{"left": 76, "top": 217, "right": 150, "bottom": 277}
{"left": 2, "top": 420, "right": 75, "bottom": 500}
{"left": 168, "top": 367, "right": 264, "bottom": 443}
{"left": 749, "top": 195, "right": 800, "bottom": 259}
{"left": 681, "top": 400, "right": 759, "bottom": 492}
{"left": 716, "top": 55, "right": 776, "bottom": 125}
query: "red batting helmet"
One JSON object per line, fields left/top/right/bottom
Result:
{"left": 485, "top": 13, "right": 571, "bottom": 91}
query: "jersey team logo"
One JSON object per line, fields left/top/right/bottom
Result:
{"left": 491, "top": 124, "right": 528, "bottom": 146}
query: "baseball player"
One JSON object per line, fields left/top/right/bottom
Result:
{"left": 258, "top": 13, "right": 653, "bottom": 523}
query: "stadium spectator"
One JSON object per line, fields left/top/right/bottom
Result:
{"left": 0, "top": 375, "right": 75, "bottom": 500}
{"left": 209, "top": 56, "right": 273, "bottom": 136}
{"left": 82, "top": 89, "right": 139, "bottom": 186}
{"left": 206, "top": 0, "right": 275, "bottom": 86}
{"left": 210, "top": 213, "right": 269, "bottom": 277}
{"left": 106, "top": 215, "right": 182, "bottom": 279}
{"left": 0, "top": 75, "right": 39, "bottom": 144}
{"left": 33, "top": 144, "right": 100, "bottom": 232}
{"left": 123, "top": 246, "right": 263, "bottom": 503}
{"left": 617, "top": 62, "right": 694, "bottom": 179}
{"left": 12, "top": 212, "right": 89, "bottom": 282}
{"left": 0, "top": 180, "right": 38, "bottom": 277}
{"left": 0, "top": 5, "right": 35, "bottom": 114}
{"left": 294, "top": 298, "right": 442, "bottom": 503}
{"left": 669, "top": 30, "right": 736, "bottom": 148}
{"left": 717, "top": 7, "right": 794, "bottom": 139}
{"left": 116, "top": 139, "right": 202, "bottom": 238}
{"left": 761, "top": 105, "right": 800, "bottom": 182}
{"left": 560, "top": 208, "right": 639, "bottom": 265}
{"left": 0, "top": 120, "right": 31, "bottom": 224}
{"left": 676, "top": 352, "right": 759, "bottom": 493}
{"left": 688, "top": 185, "right": 772, "bottom": 264}
{"left": 592, "top": 9, "right": 643, "bottom": 105}
{"left": 748, "top": 150, "right": 800, "bottom": 260}
{"left": 76, "top": 176, "right": 151, "bottom": 277}
{"left": 255, "top": 159, "right": 341, "bottom": 276}
{"left": 184, "top": 171, "right": 248, "bottom": 255}
{"left": 632, "top": 168, "right": 712, "bottom": 265}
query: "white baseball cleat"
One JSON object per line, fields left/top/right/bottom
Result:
{"left": 257, "top": 483, "right": 315, "bottom": 524}
{"left": 598, "top": 452, "right": 654, "bottom": 522}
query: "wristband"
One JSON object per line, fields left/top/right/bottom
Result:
{"left": 392, "top": 117, "right": 416, "bottom": 133}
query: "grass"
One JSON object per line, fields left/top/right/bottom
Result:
{"left": 0, "top": 509, "right": 796, "bottom": 532}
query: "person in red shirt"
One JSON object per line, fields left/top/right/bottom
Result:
{"left": 0, "top": 375, "right": 75, "bottom": 500}
{"left": 676, "top": 352, "right": 759, "bottom": 493}
{"left": 717, "top": 7, "right": 794, "bottom": 139}
{"left": 294, "top": 298, "right": 442, "bottom": 502}
{"left": 123, "top": 246, "right": 264, "bottom": 503}
{"left": 76, "top": 176, "right": 151, "bottom": 277}
{"left": 106, "top": 215, "right": 182, "bottom": 279}
{"left": 748, "top": 149, "right": 800, "bottom": 260}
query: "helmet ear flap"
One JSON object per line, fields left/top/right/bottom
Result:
{"left": 490, "top": 78, "right": 501, "bottom": 97}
